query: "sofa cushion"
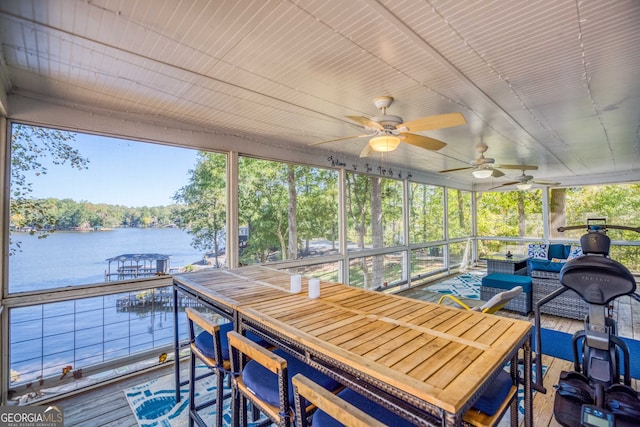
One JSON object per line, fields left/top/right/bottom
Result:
{"left": 471, "top": 370, "right": 514, "bottom": 416}
{"left": 527, "top": 243, "right": 549, "bottom": 259}
{"left": 528, "top": 258, "right": 566, "bottom": 273}
{"left": 547, "top": 244, "right": 567, "bottom": 260}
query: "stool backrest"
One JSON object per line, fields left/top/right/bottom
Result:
{"left": 292, "top": 374, "right": 385, "bottom": 427}
{"left": 227, "top": 331, "right": 291, "bottom": 424}
{"left": 478, "top": 286, "right": 523, "bottom": 314}
{"left": 185, "top": 307, "right": 224, "bottom": 366}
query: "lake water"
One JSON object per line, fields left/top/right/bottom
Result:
{"left": 9, "top": 227, "right": 205, "bottom": 293}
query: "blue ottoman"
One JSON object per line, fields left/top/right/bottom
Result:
{"left": 481, "top": 273, "right": 532, "bottom": 315}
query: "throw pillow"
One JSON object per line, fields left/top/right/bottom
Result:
{"left": 567, "top": 245, "right": 583, "bottom": 260}
{"left": 548, "top": 244, "right": 567, "bottom": 259}
{"left": 527, "top": 243, "right": 548, "bottom": 260}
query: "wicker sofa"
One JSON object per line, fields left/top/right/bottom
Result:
{"left": 530, "top": 269, "right": 589, "bottom": 320}
{"left": 528, "top": 243, "right": 589, "bottom": 320}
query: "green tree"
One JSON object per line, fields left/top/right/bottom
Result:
{"left": 448, "top": 189, "right": 472, "bottom": 239}
{"left": 173, "top": 152, "right": 227, "bottom": 266}
{"left": 409, "top": 183, "right": 444, "bottom": 243}
{"left": 286, "top": 164, "right": 298, "bottom": 259}
{"left": 238, "top": 158, "right": 290, "bottom": 264}
{"left": 477, "top": 190, "right": 542, "bottom": 238}
{"left": 346, "top": 172, "right": 392, "bottom": 289}
{"left": 10, "top": 124, "right": 89, "bottom": 252}
{"left": 296, "top": 168, "right": 338, "bottom": 253}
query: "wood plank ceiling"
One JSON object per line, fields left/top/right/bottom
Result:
{"left": 0, "top": 0, "right": 639, "bottom": 188}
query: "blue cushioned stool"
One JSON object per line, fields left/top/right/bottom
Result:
{"left": 294, "top": 370, "right": 515, "bottom": 427}
{"left": 242, "top": 348, "right": 341, "bottom": 408}
{"left": 188, "top": 313, "right": 272, "bottom": 427}
{"left": 228, "top": 331, "right": 342, "bottom": 426}
{"left": 481, "top": 273, "right": 532, "bottom": 315}
{"left": 464, "top": 369, "right": 517, "bottom": 427}
{"left": 186, "top": 308, "right": 232, "bottom": 427}
{"left": 195, "top": 325, "right": 268, "bottom": 362}
{"left": 310, "top": 387, "right": 415, "bottom": 427}
{"left": 471, "top": 370, "right": 514, "bottom": 416}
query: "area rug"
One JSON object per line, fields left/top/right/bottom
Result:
{"left": 124, "top": 366, "right": 271, "bottom": 427}
{"left": 534, "top": 327, "right": 640, "bottom": 379}
{"left": 126, "top": 363, "right": 543, "bottom": 426}
{"left": 426, "top": 272, "right": 484, "bottom": 299}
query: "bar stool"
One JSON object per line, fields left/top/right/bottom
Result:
{"left": 185, "top": 307, "right": 232, "bottom": 427}
{"left": 292, "top": 374, "right": 415, "bottom": 427}
{"left": 292, "top": 370, "right": 516, "bottom": 427}
{"left": 228, "top": 331, "right": 341, "bottom": 427}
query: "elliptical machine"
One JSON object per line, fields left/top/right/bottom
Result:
{"left": 533, "top": 220, "right": 640, "bottom": 426}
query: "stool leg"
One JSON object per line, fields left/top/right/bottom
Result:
{"left": 215, "top": 369, "right": 224, "bottom": 427}
{"left": 188, "top": 352, "right": 196, "bottom": 427}
{"left": 231, "top": 384, "right": 241, "bottom": 427}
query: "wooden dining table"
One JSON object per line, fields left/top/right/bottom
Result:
{"left": 173, "top": 265, "right": 533, "bottom": 426}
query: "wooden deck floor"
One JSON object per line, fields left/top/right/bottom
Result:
{"left": 52, "top": 280, "right": 640, "bottom": 427}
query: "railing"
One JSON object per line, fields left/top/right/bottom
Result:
{"left": 2, "top": 276, "right": 201, "bottom": 405}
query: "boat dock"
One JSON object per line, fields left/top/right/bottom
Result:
{"left": 105, "top": 253, "right": 171, "bottom": 281}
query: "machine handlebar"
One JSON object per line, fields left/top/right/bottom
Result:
{"left": 557, "top": 224, "right": 640, "bottom": 233}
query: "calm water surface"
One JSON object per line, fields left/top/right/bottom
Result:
{"left": 10, "top": 227, "right": 205, "bottom": 292}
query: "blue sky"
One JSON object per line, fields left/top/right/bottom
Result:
{"left": 27, "top": 132, "right": 200, "bottom": 207}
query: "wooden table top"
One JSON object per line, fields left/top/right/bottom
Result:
{"left": 174, "top": 265, "right": 531, "bottom": 417}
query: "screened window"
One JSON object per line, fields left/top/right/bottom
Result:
{"left": 549, "top": 184, "right": 640, "bottom": 240}
{"left": 8, "top": 123, "right": 208, "bottom": 293}
{"left": 447, "top": 188, "right": 472, "bottom": 239}
{"left": 477, "top": 189, "right": 543, "bottom": 238}
{"left": 409, "top": 183, "right": 444, "bottom": 243}
{"left": 449, "top": 240, "right": 472, "bottom": 267}
{"left": 237, "top": 157, "right": 338, "bottom": 265}
{"left": 548, "top": 184, "right": 640, "bottom": 271}
{"left": 348, "top": 252, "right": 405, "bottom": 290}
{"left": 410, "top": 246, "right": 444, "bottom": 279}
{"left": 345, "top": 172, "right": 404, "bottom": 251}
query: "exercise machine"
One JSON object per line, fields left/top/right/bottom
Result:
{"left": 533, "top": 219, "right": 640, "bottom": 426}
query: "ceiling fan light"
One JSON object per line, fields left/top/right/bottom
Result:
{"left": 472, "top": 169, "right": 493, "bottom": 179}
{"left": 517, "top": 182, "right": 533, "bottom": 190}
{"left": 369, "top": 135, "right": 400, "bottom": 152}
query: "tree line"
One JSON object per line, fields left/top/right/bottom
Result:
{"left": 10, "top": 197, "right": 182, "bottom": 230}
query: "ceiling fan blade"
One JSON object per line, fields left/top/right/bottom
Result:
{"left": 309, "top": 134, "right": 369, "bottom": 146}
{"left": 497, "top": 164, "right": 538, "bottom": 171}
{"left": 491, "top": 168, "right": 505, "bottom": 178}
{"left": 439, "top": 166, "right": 473, "bottom": 173}
{"left": 346, "top": 116, "right": 384, "bottom": 131}
{"left": 489, "top": 181, "right": 519, "bottom": 190}
{"left": 400, "top": 112, "right": 466, "bottom": 132}
{"left": 359, "top": 143, "right": 375, "bottom": 158}
{"left": 532, "top": 179, "right": 560, "bottom": 186}
{"left": 399, "top": 133, "right": 447, "bottom": 151}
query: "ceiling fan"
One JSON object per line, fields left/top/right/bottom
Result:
{"left": 439, "top": 143, "right": 538, "bottom": 178}
{"left": 490, "top": 170, "right": 560, "bottom": 190}
{"left": 309, "top": 96, "right": 466, "bottom": 158}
